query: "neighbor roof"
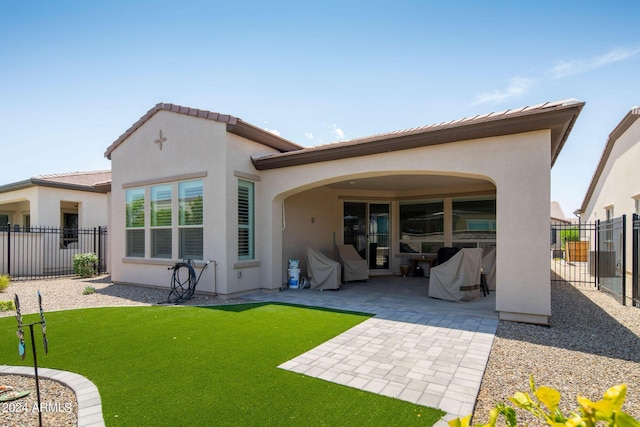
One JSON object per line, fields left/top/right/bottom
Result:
{"left": 252, "top": 99, "right": 584, "bottom": 170}
{"left": 104, "top": 103, "right": 304, "bottom": 159}
{"left": 0, "top": 170, "right": 112, "bottom": 194}
{"left": 579, "top": 106, "right": 640, "bottom": 213}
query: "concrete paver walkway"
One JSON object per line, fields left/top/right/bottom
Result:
{"left": 246, "top": 277, "right": 498, "bottom": 425}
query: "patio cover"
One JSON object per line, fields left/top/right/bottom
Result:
{"left": 428, "top": 248, "right": 483, "bottom": 301}
{"left": 336, "top": 244, "right": 369, "bottom": 282}
{"left": 482, "top": 246, "right": 497, "bottom": 291}
{"left": 307, "top": 247, "right": 341, "bottom": 290}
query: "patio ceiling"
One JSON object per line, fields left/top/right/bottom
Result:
{"left": 325, "top": 174, "right": 494, "bottom": 194}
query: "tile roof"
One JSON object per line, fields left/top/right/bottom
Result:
{"left": 0, "top": 170, "right": 111, "bottom": 194}
{"left": 104, "top": 103, "right": 303, "bottom": 159}
{"left": 33, "top": 170, "right": 112, "bottom": 187}
{"left": 252, "top": 99, "right": 585, "bottom": 170}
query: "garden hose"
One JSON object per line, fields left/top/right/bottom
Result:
{"left": 160, "top": 259, "right": 211, "bottom": 304}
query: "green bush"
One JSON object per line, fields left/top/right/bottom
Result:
{"left": 0, "top": 275, "right": 9, "bottom": 292}
{"left": 449, "top": 376, "right": 639, "bottom": 427}
{"left": 560, "top": 228, "right": 580, "bottom": 249}
{"left": 0, "top": 300, "right": 15, "bottom": 311}
{"left": 83, "top": 286, "right": 96, "bottom": 295}
{"left": 73, "top": 253, "right": 99, "bottom": 278}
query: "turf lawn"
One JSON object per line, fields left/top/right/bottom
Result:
{"left": 1, "top": 302, "right": 445, "bottom": 426}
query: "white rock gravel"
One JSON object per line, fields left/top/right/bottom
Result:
{"left": 473, "top": 282, "right": 640, "bottom": 424}
{"left": 1, "top": 276, "right": 639, "bottom": 426}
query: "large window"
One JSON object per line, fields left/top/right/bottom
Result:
{"left": 126, "top": 188, "right": 145, "bottom": 257}
{"left": 125, "top": 179, "right": 204, "bottom": 260}
{"left": 179, "top": 180, "right": 203, "bottom": 259}
{"left": 399, "top": 200, "right": 444, "bottom": 253}
{"left": 452, "top": 197, "right": 496, "bottom": 247}
{"left": 238, "top": 180, "right": 254, "bottom": 260}
{"left": 150, "top": 184, "right": 172, "bottom": 258}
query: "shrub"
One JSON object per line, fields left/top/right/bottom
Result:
{"left": 0, "top": 275, "right": 9, "bottom": 292}
{"left": 83, "top": 286, "right": 96, "bottom": 295}
{"left": 73, "top": 253, "right": 99, "bottom": 278}
{"left": 0, "top": 300, "right": 15, "bottom": 311}
{"left": 560, "top": 228, "right": 580, "bottom": 249}
{"left": 449, "top": 376, "right": 639, "bottom": 427}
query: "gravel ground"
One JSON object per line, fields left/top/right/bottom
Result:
{"left": 473, "top": 282, "right": 640, "bottom": 424}
{"left": 1, "top": 276, "right": 639, "bottom": 426}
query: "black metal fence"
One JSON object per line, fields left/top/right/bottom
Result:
{"left": 0, "top": 224, "right": 108, "bottom": 280}
{"left": 632, "top": 214, "right": 640, "bottom": 308}
{"left": 551, "top": 216, "right": 629, "bottom": 306}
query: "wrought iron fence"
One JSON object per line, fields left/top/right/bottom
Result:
{"left": 0, "top": 224, "right": 107, "bottom": 280}
{"left": 597, "top": 215, "right": 626, "bottom": 304}
{"left": 632, "top": 214, "right": 640, "bottom": 308}
{"left": 550, "top": 220, "right": 597, "bottom": 287}
{"left": 551, "top": 215, "right": 630, "bottom": 306}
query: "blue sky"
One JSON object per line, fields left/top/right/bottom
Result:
{"left": 1, "top": 1, "right": 639, "bottom": 216}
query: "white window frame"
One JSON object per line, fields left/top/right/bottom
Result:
{"left": 238, "top": 179, "right": 255, "bottom": 260}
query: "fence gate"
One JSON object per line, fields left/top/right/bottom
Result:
{"left": 632, "top": 214, "right": 640, "bottom": 307}
{"left": 598, "top": 215, "right": 626, "bottom": 305}
{"left": 551, "top": 220, "right": 597, "bottom": 287}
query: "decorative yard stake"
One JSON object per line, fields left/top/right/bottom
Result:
{"left": 14, "top": 291, "right": 48, "bottom": 427}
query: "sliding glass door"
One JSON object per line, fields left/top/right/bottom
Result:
{"left": 343, "top": 202, "right": 390, "bottom": 271}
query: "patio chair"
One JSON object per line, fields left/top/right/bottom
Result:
{"left": 428, "top": 248, "right": 483, "bottom": 301}
{"left": 436, "top": 246, "right": 460, "bottom": 266}
{"left": 482, "top": 246, "right": 496, "bottom": 292}
{"left": 306, "top": 247, "right": 341, "bottom": 290}
{"left": 336, "top": 244, "right": 369, "bottom": 283}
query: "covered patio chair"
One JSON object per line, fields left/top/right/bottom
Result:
{"left": 336, "top": 244, "right": 369, "bottom": 282}
{"left": 306, "top": 247, "right": 341, "bottom": 290}
{"left": 428, "top": 248, "right": 483, "bottom": 301}
{"left": 482, "top": 246, "right": 497, "bottom": 291}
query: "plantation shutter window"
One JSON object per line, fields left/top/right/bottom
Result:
{"left": 238, "top": 180, "right": 254, "bottom": 260}
{"left": 179, "top": 180, "right": 203, "bottom": 259}
{"left": 126, "top": 188, "right": 145, "bottom": 257}
{"left": 150, "top": 184, "right": 172, "bottom": 258}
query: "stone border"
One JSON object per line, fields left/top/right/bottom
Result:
{"left": 0, "top": 365, "right": 104, "bottom": 427}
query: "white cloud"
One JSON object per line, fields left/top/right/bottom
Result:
{"left": 472, "top": 77, "right": 536, "bottom": 105}
{"left": 304, "top": 132, "right": 314, "bottom": 140}
{"left": 265, "top": 128, "right": 281, "bottom": 136}
{"left": 330, "top": 124, "right": 345, "bottom": 141}
{"left": 550, "top": 46, "right": 640, "bottom": 79}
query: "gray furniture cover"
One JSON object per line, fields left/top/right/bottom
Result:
{"left": 336, "top": 244, "right": 369, "bottom": 282}
{"left": 428, "top": 248, "right": 483, "bottom": 301}
{"left": 482, "top": 246, "right": 497, "bottom": 291}
{"left": 306, "top": 247, "right": 341, "bottom": 290}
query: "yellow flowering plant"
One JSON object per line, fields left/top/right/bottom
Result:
{"left": 449, "top": 376, "right": 639, "bottom": 427}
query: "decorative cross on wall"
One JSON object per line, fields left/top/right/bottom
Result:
{"left": 154, "top": 130, "right": 167, "bottom": 150}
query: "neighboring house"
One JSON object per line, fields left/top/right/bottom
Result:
{"left": 0, "top": 171, "right": 111, "bottom": 276}
{"left": 0, "top": 170, "right": 111, "bottom": 230}
{"left": 578, "top": 106, "right": 640, "bottom": 275}
{"left": 105, "top": 100, "right": 584, "bottom": 325}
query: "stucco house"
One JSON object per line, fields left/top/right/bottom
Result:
{"left": 578, "top": 106, "right": 640, "bottom": 276}
{"left": 105, "top": 100, "right": 584, "bottom": 324}
{"left": 0, "top": 170, "right": 111, "bottom": 230}
{"left": 0, "top": 171, "right": 111, "bottom": 276}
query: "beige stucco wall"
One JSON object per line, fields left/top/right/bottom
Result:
{"left": 582, "top": 118, "right": 640, "bottom": 274}
{"left": 260, "top": 130, "right": 553, "bottom": 324}
{"left": 108, "top": 111, "right": 280, "bottom": 295}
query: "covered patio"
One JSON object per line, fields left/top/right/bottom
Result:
{"left": 247, "top": 275, "right": 497, "bottom": 320}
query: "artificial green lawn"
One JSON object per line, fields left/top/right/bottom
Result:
{"left": 1, "top": 303, "right": 444, "bottom": 426}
